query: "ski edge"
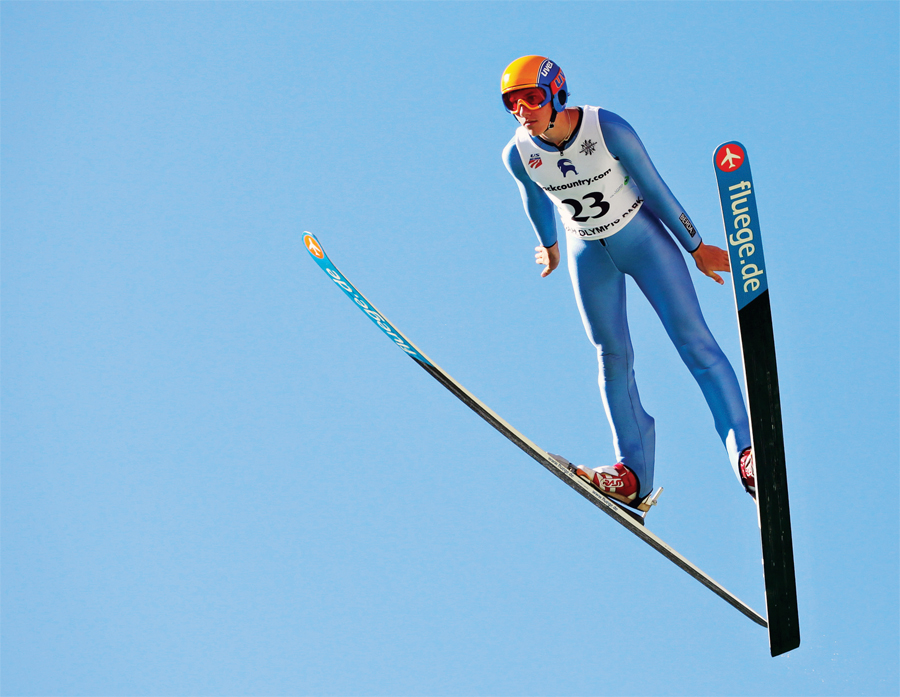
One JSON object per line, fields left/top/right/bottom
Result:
{"left": 303, "top": 230, "right": 767, "bottom": 630}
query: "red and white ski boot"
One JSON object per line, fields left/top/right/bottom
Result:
{"left": 739, "top": 447, "right": 756, "bottom": 499}
{"left": 548, "top": 453, "right": 663, "bottom": 521}
{"left": 573, "top": 463, "right": 640, "bottom": 507}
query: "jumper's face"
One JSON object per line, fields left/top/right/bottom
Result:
{"left": 516, "top": 102, "right": 553, "bottom": 137}
{"left": 504, "top": 87, "right": 553, "bottom": 136}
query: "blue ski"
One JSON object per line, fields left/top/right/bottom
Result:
{"left": 714, "top": 142, "right": 800, "bottom": 656}
{"left": 304, "top": 231, "right": 766, "bottom": 629}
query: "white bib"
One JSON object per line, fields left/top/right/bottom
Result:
{"left": 515, "top": 106, "right": 643, "bottom": 240}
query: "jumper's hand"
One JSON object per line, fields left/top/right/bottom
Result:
{"left": 691, "top": 242, "right": 730, "bottom": 285}
{"left": 535, "top": 242, "right": 560, "bottom": 278}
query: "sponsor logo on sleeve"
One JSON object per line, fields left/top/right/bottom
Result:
{"left": 679, "top": 213, "right": 697, "bottom": 237}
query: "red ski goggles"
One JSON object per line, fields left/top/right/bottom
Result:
{"left": 502, "top": 87, "right": 550, "bottom": 112}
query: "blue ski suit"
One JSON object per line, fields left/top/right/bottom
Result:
{"left": 503, "top": 106, "right": 751, "bottom": 497}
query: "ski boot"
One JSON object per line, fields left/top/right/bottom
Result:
{"left": 739, "top": 447, "right": 756, "bottom": 499}
{"left": 572, "top": 463, "right": 640, "bottom": 507}
{"left": 570, "top": 462, "right": 663, "bottom": 514}
{"left": 548, "top": 454, "right": 663, "bottom": 524}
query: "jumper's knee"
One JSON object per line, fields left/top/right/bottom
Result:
{"left": 597, "top": 349, "right": 628, "bottom": 383}
{"left": 677, "top": 338, "right": 721, "bottom": 376}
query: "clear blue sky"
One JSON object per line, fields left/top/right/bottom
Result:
{"left": 3, "top": 2, "right": 897, "bottom": 695}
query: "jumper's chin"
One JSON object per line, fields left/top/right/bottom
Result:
{"left": 521, "top": 120, "right": 547, "bottom": 137}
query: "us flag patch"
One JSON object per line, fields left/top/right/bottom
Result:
{"left": 528, "top": 153, "right": 543, "bottom": 169}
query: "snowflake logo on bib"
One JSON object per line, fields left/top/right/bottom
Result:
{"left": 579, "top": 139, "right": 597, "bottom": 156}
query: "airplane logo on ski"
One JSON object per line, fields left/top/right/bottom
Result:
{"left": 716, "top": 144, "right": 745, "bottom": 172}
{"left": 304, "top": 233, "right": 324, "bottom": 259}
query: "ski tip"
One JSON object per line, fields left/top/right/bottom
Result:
{"left": 714, "top": 139, "right": 746, "bottom": 151}
{"left": 713, "top": 141, "right": 749, "bottom": 173}
{"left": 303, "top": 232, "right": 326, "bottom": 260}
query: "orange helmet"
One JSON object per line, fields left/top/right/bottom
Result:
{"left": 500, "top": 56, "right": 568, "bottom": 114}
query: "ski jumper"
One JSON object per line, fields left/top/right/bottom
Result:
{"left": 503, "top": 106, "right": 751, "bottom": 497}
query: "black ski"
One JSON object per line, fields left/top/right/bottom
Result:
{"left": 304, "top": 231, "right": 767, "bottom": 629}
{"left": 714, "top": 142, "right": 800, "bottom": 656}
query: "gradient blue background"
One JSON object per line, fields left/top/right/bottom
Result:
{"left": 3, "top": 2, "right": 898, "bottom": 695}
